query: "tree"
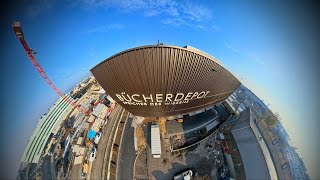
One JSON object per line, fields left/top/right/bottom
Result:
{"left": 263, "top": 110, "right": 280, "bottom": 127}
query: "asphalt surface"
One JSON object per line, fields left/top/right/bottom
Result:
{"left": 40, "top": 155, "right": 56, "bottom": 180}
{"left": 69, "top": 164, "right": 82, "bottom": 179}
{"left": 214, "top": 104, "right": 230, "bottom": 120}
{"left": 117, "top": 117, "right": 136, "bottom": 180}
{"left": 232, "top": 127, "right": 270, "bottom": 179}
{"left": 166, "top": 109, "right": 218, "bottom": 135}
{"left": 90, "top": 105, "right": 122, "bottom": 179}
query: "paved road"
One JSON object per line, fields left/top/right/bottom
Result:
{"left": 90, "top": 105, "right": 122, "bottom": 180}
{"left": 69, "top": 164, "right": 82, "bottom": 179}
{"left": 40, "top": 155, "right": 56, "bottom": 180}
{"left": 117, "top": 117, "right": 136, "bottom": 180}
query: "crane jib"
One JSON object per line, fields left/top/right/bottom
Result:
{"left": 12, "top": 21, "right": 87, "bottom": 115}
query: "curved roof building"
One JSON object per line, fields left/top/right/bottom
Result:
{"left": 91, "top": 45, "right": 240, "bottom": 117}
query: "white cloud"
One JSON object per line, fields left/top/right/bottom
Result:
{"left": 212, "top": 25, "right": 221, "bottom": 31}
{"left": 224, "top": 41, "right": 240, "bottom": 54}
{"left": 161, "top": 18, "right": 185, "bottom": 27}
{"left": 165, "top": 6, "right": 180, "bottom": 17}
{"left": 24, "top": 0, "right": 218, "bottom": 30}
{"left": 180, "top": 2, "right": 212, "bottom": 21}
{"left": 73, "top": 0, "right": 215, "bottom": 30}
{"left": 87, "top": 23, "right": 125, "bottom": 33}
{"left": 23, "top": 0, "right": 55, "bottom": 18}
{"left": 108, "top": 24, "right": 125, "bottom": 30}
{"left": 144, "top": 9, "right": 162, "bottom": 17}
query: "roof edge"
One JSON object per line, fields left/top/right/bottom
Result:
{"left": 90, "top": 44, "right": 222, "bottom": 71}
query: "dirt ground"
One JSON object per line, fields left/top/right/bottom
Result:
{"left": 135, "top": 122, "right": 226, "bottom": 180}
{"left": 136, "top": 125, "right": 147, "bottom": 152}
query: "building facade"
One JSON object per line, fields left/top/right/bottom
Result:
{"left": 20, "top": 95, "right": 74, "bottom": 164}
{"left": 231, "top": 109, "right": 274, "bottom": 179}
{"left": 91, "top": 44, "right": 240, "bottom": 117}
{"left": 283, "top": 147, "right": 309, "bottom": 179}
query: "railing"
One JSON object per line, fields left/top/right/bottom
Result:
{"left": 102, "top": 107, "right": 124, "bottom": 180}
{"left": 171, "top": 115, "right": 234, "bottom": 152}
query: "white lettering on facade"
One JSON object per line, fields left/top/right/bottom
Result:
{"left": 174, "top": 93, "right": 184, "bottom": 102}
{"left": 121, "top": 92, "right": 132, "bottom": 102}
{"left": 190, "top": 92, "right": 199, "bottom": 100}
{"left": 165, "top": 94, "right": 173, "bottom": 102}
{"left": 197, "top": 91, "right": 206, "bottom": 98}
{"left": 142, "top": 94, "right": 153, "bottom": 102}
{"left": 184, "top": 92, "right": 193, "bottom": 101}
{"left": 116, "top": 91, "right": 210, "bottom": 106}
{"left": 132, "top": 94, "right": 142, "bottom": 102}
{"left": 156, "top": 94, "right": 163, "bottom": 102}
{"left": 116, "top": 94, "right": 124, "bottom": 101}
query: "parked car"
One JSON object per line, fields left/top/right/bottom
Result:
{"left": 89, "top": 147, "right": 97, "bottom": 162}
{"left": 94, "top": 132, "right": 101, "bottom": 144}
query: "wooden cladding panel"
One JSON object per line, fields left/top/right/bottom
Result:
{"left": 91, "top": 45, "right": 240, "bottom": 117}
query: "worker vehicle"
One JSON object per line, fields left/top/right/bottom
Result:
{"left": 89, "top": 147, "right": 97, "bottom": 162}
{"left": 173, "top": 169, "right": 193, "bottom": 180}
{"left": 94, "top": 132, "right": 101, "bottom": 144}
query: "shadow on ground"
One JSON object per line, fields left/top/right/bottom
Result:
{"left": 151, "top": 162, "right": 188, "bottom": 180}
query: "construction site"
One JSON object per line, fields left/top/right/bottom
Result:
{"left": 13, "top": 21, "right": 124, "bottom": 180}
{"left": 14, "top": 20, "right": 241, "bottom": 180}
{"left": 131, "top": 104, "right": 236, "bottom": 180}
{"left": 14, "top": 19, "right": 283, "bottom": 180}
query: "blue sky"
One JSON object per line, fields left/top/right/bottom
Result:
{"left": 2, "top": 0, "right": 319, "bottom": 178}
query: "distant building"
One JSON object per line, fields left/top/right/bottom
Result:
{"left": 226, "top": 84, "right": 306, "bottom": 179}
{"left": 225, "top": 84, "right": 266, "bottom": 118}
{"left": 20, "top": 95, "right": 74, "bottom": 164}
{"left": 231, "top": 109, "right": 277, "bottom": 179}
{"left": 284, "top": 147, "right": 309, "bottom": 179}
{"left": 69, "top": 77, "right": 94, "bottom": 99}
{"left": 256, "top": 117, "right": 292, "bottom": 179}
{"left": 238, "top": 84, "right": 268, "bottom": 112}
{"left": 275, "top": 123, "right": 291, "bottom": 143}
{"left": 274, "top": 124, "right": 309, "bottom": 179}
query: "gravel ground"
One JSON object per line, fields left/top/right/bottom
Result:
{"left": 135, "top": 129, "right": 226, "bottom": 180}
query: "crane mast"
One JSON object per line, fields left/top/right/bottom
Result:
{"left": 12, "top": 21, "right": 87, "bottom": 114}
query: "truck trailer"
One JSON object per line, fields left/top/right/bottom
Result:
{"left": 151, "top": 124, "right": 161, "bottom": 158}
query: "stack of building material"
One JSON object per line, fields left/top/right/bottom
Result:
{"left": 91, "top": 118, "right": 103, "bottom": 132}
{"left": 87, "top": 115, "right": 95, "bottom": 123}
{"left": 74, "top": 155, "right": 84, "bottom": 165}
{"left": 77, "top": 137, "right": 83, "bottom": 145}
{"left": 92, "top": 103, "right": 105, "bottom": 117}
{"left": 73, "top": 145, "right": 86, "bottom": 156}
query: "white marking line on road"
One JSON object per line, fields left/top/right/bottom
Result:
{"left": 115, "top": 110, "right": 129, "bottom": 180}
{"left": 101, "top": 106, "right": 122, "bottom": 180}
{"left": 134, "top": 127, "right": 138, "bottom": 151}
{"left": 133, "top": 148, "right": 144, "bottom": 180}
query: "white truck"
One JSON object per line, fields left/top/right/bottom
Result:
{"left": 173, "top": 170, "right": 193, "bottom": 180}
{"left": 151, "top": 124, "right": 161, "bottom": 158}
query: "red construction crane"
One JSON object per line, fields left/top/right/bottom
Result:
{"left": 12, "top": 21, "right": 87, "bottom": 114}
